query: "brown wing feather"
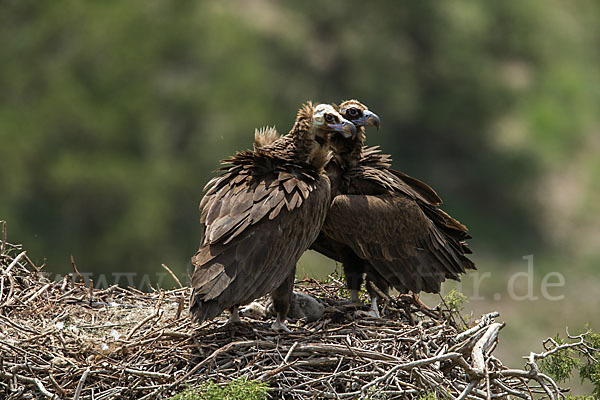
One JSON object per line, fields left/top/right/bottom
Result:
{"left": 345, "top": 159, "right": 472, "bottom": 252}
{"left": 359, "top": 146, "right": 443, "bottom": 205}
{"left": 321, "top": 193, "right": 473, "bottom": 293}
{"left": 253, "top": 181, "right": 269, "bottom": 202}
{"left": 190, "top": 176, "right": 330, "bottom": 323}
{"left": 191, "top": 139, "right": 331, "bottom": 322}
{"left": 388, "top": 169, "right": 442, "bottom": 206}
{"left": 313, "top": 139, "right": 473, "bottom": 296}
{"left": 200, "top": 161, "right": 312, "bottom": 246}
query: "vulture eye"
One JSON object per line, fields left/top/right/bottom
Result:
{"left": 347, "top": 108, "right": 360, "bottom": 117}
{"left": 325, "top": 114, "right": 335, "bottom": 123}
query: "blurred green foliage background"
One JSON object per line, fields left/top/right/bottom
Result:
{"left": 1, "top": 0, "right": 599, "bottom": 393}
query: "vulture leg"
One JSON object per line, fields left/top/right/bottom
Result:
{"left": 355, "top": 300, "right": 380, "bottom": 318}
{"left": 367, "top": 296, "right": 380, "bottom": 318}
{"left": 341, "top": 250, "right": 365, "bottom": 304}
{"left": 272, "top": 315, "right": 291, "bottom": 333}
{"left": 228, "top": 305, "right": 241, "bottom": 323}
{"left": 270, "top": 270, "right": 294, "bottom": 332}
{"left": 360, "top": 270, "right": 390, "bottom": 318}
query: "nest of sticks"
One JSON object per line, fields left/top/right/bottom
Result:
{"left": 0, "top": 221, "right": 575, "bottom": 399}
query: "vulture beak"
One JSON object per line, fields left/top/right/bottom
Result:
{"left": 355, "top": 110, "right": 381, "bottom": 130}
{"left": 330, "top": 118, "right": 357, "bottom": 139}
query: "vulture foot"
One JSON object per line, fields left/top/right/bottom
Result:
{"left": 355, "top": 296, "right": 381, "bottom": 318}
{"left": 227, "top": 305, "right": 241, "bottom": 323}
{"left": 355, "top": 309, "right": 381, "bottom": 318}
{"left": 271, "top": 320, "right": 291, "bottom": 333}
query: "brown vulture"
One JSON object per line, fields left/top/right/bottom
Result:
{"left": 190, "top": 102, "right": 356, "bottom": 331}
{"left": 310, "top": 100, "right": 475, "bottom": 317}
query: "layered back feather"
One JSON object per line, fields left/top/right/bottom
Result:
{"left": 199, "top": 146, "right": 324, "bottom": 247}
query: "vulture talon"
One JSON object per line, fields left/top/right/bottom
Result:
{"left": 355, "top": 309, "right": 381, "bottom": 319}
{"left": 227, "top": 305, "right": 241, "bottom": 323}
{"left": 271, "top": 320, "right": 291, "bottom": 333}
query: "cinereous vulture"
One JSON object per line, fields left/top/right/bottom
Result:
{"left": 310, "top": 100, "right": 475, "bottom": 317}
{"left": 190, "top": 102, "right": 356, "bottom": 331}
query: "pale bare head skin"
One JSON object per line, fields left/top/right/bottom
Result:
{"left": 338, "top": 99, "right": 381, "bottom": 131}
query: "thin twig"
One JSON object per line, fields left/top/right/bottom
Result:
{"left": 161, "top": 264, "right": 183, "bottom": 289}
{"left": 74, "top": 368, "right": 90, "bottom": 400}
{"left": 0, "top": 221, "right": 6, "bottom": 254}
{"left": 6, "top": 251, "right": 26, "bottom": 274}
{"left": 70, "top": 255, "right": 83, "bottom": 283}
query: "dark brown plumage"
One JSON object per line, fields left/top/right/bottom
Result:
{"left": 190, "top": 103, "right": 356, "bottom": 330}
{"left": 311, "top": 100, "right": 475, "bottom": 316}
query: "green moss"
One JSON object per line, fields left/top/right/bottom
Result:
{"left": 417, "top": 392, "right": 452, "bottom": 400}
{"left": 170, "top": 379, "right": 269, "bottom": 400}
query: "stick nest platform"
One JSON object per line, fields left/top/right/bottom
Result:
{"left": 0, "top": 222, "right": 571, "bottom": 399}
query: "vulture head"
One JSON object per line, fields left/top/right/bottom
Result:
{"left": 327, "top": 100, "right": 381, "bottom": 168}
{"left": 312, "top": 103, "right": 357, "bottom": 140}
{"left": 339, "top": 100, "right": 381, "bottom": 131}
{"left": 290, "top": 102, "right": 356, "bottom": 169}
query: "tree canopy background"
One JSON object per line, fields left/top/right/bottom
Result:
{"left": 1, "top": 0, "right": 599, "bottom": 393}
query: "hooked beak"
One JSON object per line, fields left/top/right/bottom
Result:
{"left": 353, "top": 110, "right": 381, "bottom": 130}
{"left": 329, "top": 118, "right": 357, "bottom": 139}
